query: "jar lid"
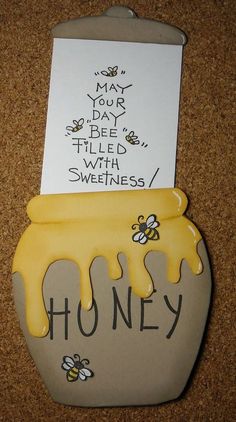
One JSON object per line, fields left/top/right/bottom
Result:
{"left": 52, "top": 6, "right": 187, "bottom": 46}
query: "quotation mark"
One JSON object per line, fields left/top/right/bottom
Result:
{"left": 121, "top": 70, "right": 126, "bottom": 74}
{"left": 94, "top": 72, "right": 100, "bottom": 76}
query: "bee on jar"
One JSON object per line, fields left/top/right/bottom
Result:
{"left": 132, "top": 214, "right": 160, "bottom": 244}
{"left": 61, "top": 354, "right": 93, "bottom": 382}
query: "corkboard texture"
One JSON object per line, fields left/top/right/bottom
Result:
{"left": 0, "top": 0, "right": 235, "bottom": 421}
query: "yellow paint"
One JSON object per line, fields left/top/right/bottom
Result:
{"left": 13, "top": 188, "right": 202, "bottom": 338}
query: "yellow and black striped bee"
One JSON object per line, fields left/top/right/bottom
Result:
{"left": 61, "top": 354, "right": 93, "bottom": 382}
{"left": 66, "top": 118, "right": 84, "bottom": 133}
{"left": 125, "top": 130, "right": 140, "bottom": 145}
{"left": 132, "top": 214, "right": 160, "bottom": 244}
{"left": 101, "top": 66, "right": 118, "bottom": 77}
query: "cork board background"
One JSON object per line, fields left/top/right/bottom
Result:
{"left": 0, "top": 0, "right": 235, "bottom": 421}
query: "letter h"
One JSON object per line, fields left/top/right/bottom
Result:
{"left": 47, "top": 298, "right": 70, "bottom": 340}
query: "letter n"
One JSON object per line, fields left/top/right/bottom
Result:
{"left": 112, "top": 286, "right": 132, "bottom": 329}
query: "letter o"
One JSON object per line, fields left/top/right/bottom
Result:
{"left": 77, "top": 299, "right": 98, "bottom": 337}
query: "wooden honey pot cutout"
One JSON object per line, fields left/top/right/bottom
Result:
{"left": 12, "top": 7, "right": 211, "bottom": 407}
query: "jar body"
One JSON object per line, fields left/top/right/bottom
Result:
{"left": 13, "top": 240, "right": 211, "bottom": 407}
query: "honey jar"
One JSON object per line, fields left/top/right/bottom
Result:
{"left": 13, "top": 7, "right": 211, "bottom": 407}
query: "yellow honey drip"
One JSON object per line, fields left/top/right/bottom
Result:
{"left": 12, "top": 188, "right": 202, "bottom": 337}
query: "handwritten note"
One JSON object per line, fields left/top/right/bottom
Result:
{"left": 41, "top": 39, "right": 183, "bottom": 194}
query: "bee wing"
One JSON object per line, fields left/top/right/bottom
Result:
{"left": 81, "top": 368, "right": 93, "bottom": 377}
{"left": 133, "top": 140, "right": 140, "bottom": 145}
{"left": 101, "top": 71, "right": 109, "bottom": 76}
{"left": 78, "top": 118, "right": 84, "bottom": 125}
{"left": 62, "top": 356, "right": 74, "bottom": 370}
{"left": 139, "top": 234, "right": 148, "bottom": 244}
{"left": 113, "top": 66, "right": 118, "bottom": 71}
{"left": 132, "top": 231, "right": 147, "bottom": 244}
{"left": 66, "top": 126, "right": 73, "bottom": 131}
{"left": 151, "top": 221, "right": 160, "bottom": 228}
{"left": 62, "top": 362, "right": 71, "bottom": 371}
{"left": 72, "top": 120, "right": 79, "bottom": 125}
{"left": 146, "top": 214, "right": 159, "bottom": 228}
{"left": 78, "top": 370, "right": 86, "bottom": 381}
{"left": 132, "top": 231, "right": 142, "bottom": 242}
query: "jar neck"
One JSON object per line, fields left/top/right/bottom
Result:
{"left": 27, "top": 188, "right": 188, "bottom": 224}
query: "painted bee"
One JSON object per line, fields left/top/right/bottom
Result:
{"left": 66, "top": 118, "right": 84, "bottom": 133}
{"left": 61, "top": 354, "right": 93, "bottom": 382}
{"left": 101, "top": 66, "right": 118, "bottom": 77}
{"left": 125, "top": 130, "right": 140, "bottom": 145}
{"left": 132, "top": 214, "right": 160, "bottom": 245}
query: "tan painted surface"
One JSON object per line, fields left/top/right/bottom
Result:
{"left": 13, "top": 240, "right": 211, "bottom": 407}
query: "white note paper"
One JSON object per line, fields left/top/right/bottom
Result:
{"left": 41, "top": 39, "right": 183, "bottom": 194}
